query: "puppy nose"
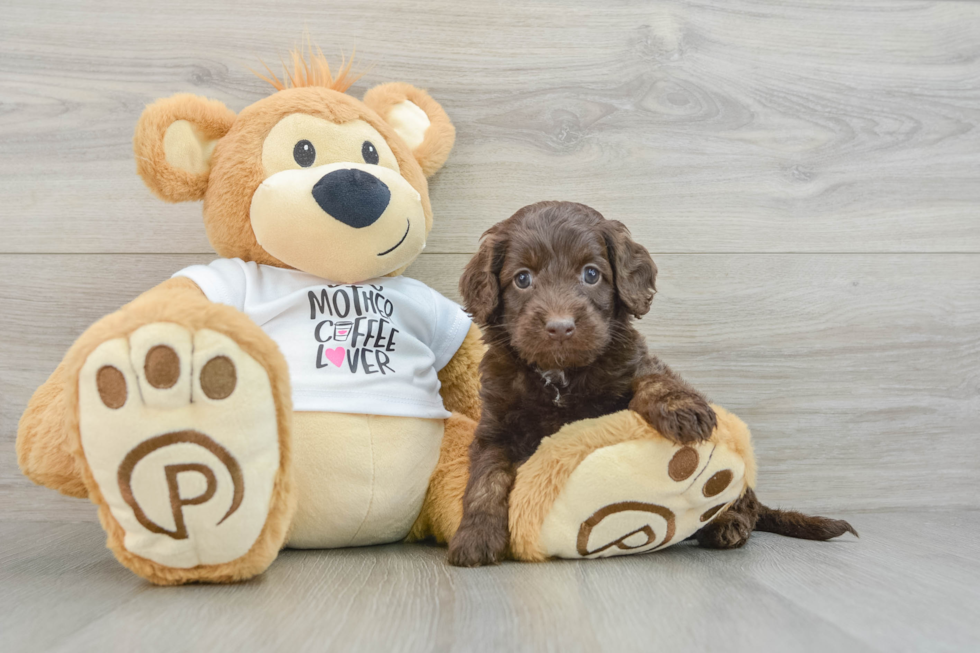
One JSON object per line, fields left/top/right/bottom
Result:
{"left": 546, "top": 318, "right": 576, "bottom": 341}
{"left": 311, "top": 168, "right": 391, "bottom": 229}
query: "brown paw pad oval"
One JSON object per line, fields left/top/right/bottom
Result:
{"left": 703, "top": 470, "right": 733, "bottom": 497}
{"left": 700, "top": 504, "right": 726, "bottom": 522}
{"left": 144, "top": 345, "right": 180, "bottom": 389}
{"left": 668, "top": 446, "right": 699, "bottom": 481}
{"left": 96, "top": 365, "right": 127, "bottom": 409}
{"left": 200, "top": 356, "right": 236, "bottom": 400}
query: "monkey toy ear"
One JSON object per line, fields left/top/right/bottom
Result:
{"left": 363, "top": 83, "right": 456, "bottom": 177}
{"left": 133, "top": 94, "right": 237, "bottom": 202}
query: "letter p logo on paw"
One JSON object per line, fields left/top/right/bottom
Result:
{"left": 117, "top": 431, "right": 244, "bottom": 541}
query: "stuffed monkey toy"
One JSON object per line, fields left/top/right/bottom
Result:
{"left": 17, "top": 47, "right": 755, "bottom": 584}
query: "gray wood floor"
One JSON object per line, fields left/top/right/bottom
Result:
{"left": 2, "top": 511, "right": 978, "bottom": 653}
{"left": 1, "top": 0, "right": 979, "bottom": 650}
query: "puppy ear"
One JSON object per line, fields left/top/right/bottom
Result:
{"left": 362, "top": 83, "right": 456, "bottom": 177}
{"left": 602, "top": 220, "right": 658, "bottom": 318}
{"left": 133, "top": 94, "right": 237, "bottom": 202}
{"left": 459, "top": 226, "right": 507, "bottom": 325}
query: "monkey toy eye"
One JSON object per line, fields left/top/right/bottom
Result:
{"left": 583, "top": 266, "right": 601, "bottom": 285}
{"left": 293, "top": 140, "right": 316, "bottom": 167}
{"left": 514, "top": 271, "right": 533, "bottom": 289}
{"left": 362, "top": 141, "right": 380, "bottom": 165}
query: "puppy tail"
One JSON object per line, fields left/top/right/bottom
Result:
{"left": 754, "top": 502, "right": 858, "bottom": 541}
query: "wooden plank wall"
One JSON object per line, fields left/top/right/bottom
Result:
{"left": 2, "top": 0, "right": 978, "bottom": 520}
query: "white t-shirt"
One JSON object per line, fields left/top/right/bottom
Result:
{"left": 174, "top": 259, "right": 471, "bottom": 419}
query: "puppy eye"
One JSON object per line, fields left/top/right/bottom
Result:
{"left": 583, "top": 266, "right": 601, "bottom": 285}
{"left": 293, "top": 140, "right": 316, "bottom": 167}
{"left": 514, "top": 271, "right": 533, "bottom": 289}
{"left": 362, "top": 141, "right": 380, "bottom": 165}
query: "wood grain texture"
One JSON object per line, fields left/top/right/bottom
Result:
{"left": 2, "top": 252, "right": 977, "bottom": 520}
{"left": 1, "top": 513, "right": 977, "bottom": 653}
{"left": 1, "top": 2, "right": 978, "bottom": 648}
{"left": 1, "top": 0, "right": 979, "bottom": 254}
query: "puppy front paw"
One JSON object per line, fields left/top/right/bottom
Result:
{"left": 447, "top": 525, "right": 508, "bottom": 567}
{"left": 631, "top": 390, "right": 717, "bottom": 444}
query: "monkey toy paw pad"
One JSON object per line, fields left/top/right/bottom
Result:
{"left": 78, "top": 323, "right": 280, "bottom": 570}
{"left": 509, "top": 408, "right": 750, "bottom": 561}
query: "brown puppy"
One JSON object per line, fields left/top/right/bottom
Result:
{"left": 448, "top": 201, "right": 855, "bottom": 567}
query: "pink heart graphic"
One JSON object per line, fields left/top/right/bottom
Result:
{"left": 323, "top": 347, "right": 345, "bottom": 368}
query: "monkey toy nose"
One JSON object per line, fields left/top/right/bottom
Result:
{"left": 312, "top": 168, "right": 391, "bottom": 229}
{"left": 546, "top": 318, "right": 576, "bottom": 341}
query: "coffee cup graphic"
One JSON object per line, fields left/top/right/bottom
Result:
{"left": 334, "top": 321, "right": 353, "bottom": 342}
